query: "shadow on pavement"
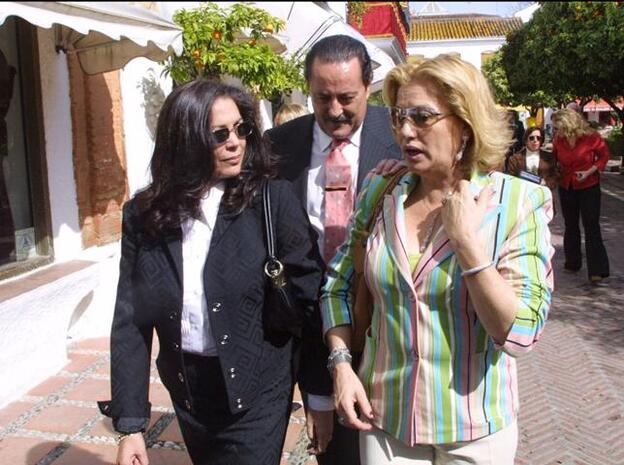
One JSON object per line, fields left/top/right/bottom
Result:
{"left": 548, "top": 176, "right": 624, "bottom": 353}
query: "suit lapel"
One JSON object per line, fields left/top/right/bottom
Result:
{"left": 357, "top": 106, "right": 400, "bottom": 193}
{"left": 380, "top": 174, "right": 417, "bottom": 288}
{"left": 164, "top": 230, "right": 183, "bottom": 287}
{"left": 413, "top": 171, "right": 503, "bottom": 288}
{"left": 163, "top": 198, "right": 238, "bottom": 287}
{"left": 521, "top": 149, "right": 528, "bottom": 171}
{"left": 290, "top": 116, "right": 315, "bottom": 202}
{"left": 208, "top": 202, "right": 237, "bottom": 256}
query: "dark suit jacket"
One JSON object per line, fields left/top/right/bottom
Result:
{"left": 100, "top": 180, "right": 325, "bottom": 433}
{"left": 265, "top": 105, "right": 401, "bottom": 392}
{"left": 266, "top": 105, "right": 403, "bottom": 202}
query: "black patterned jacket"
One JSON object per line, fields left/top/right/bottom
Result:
{"left": 99, "top": 180, "right": 325, "bottom": 433}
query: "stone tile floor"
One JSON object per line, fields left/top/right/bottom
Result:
{"left": 0, "top": 336, "right": 316, "bottom": 465}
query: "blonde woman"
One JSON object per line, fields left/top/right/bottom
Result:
{"left": 273, "top": 103, "right": 309, "bottom": 126}
{"left": 321, "top": 55, "right": 554, "bottom": 464}
{"left": 551, "top": 108, "right": 610, "bottom": 284}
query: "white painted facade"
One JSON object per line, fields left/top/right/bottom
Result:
{"left": 39, "top": 28, "right": 82, "bottom": 262}
{"left": 407, "top": 37, "right": 506, "bottom": 70}
{"left": 0, "top": 30, "right": 164, "bottom": 407}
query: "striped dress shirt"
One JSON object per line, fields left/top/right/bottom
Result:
{"left": 321, "top": 170, "right": 554, "bottom": 445}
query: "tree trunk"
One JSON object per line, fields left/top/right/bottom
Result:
{"left": 603, "top": 96, "right": 624, "bottom": 125}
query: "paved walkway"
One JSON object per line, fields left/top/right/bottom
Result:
{"left": 0, "top": 173, "right": 622, "bottom": 465}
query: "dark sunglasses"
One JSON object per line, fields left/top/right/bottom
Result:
{"left": 528, "top": 135, "right": 542, "bottom": 142}
{"left": 211, "top": 120, "right": 253, "bottom": 145}
{"left": 390, "top": 106, "right": 453, "bottom": 130}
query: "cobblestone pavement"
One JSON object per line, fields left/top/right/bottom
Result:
{"left": 0, "top": 173, "right": 622, "bottom": 465}
{"left": 515, "top": 172, "right": 624, "bottom": 465}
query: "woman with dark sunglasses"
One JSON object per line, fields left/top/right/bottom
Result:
{"left": 99, "top": 79, "right": 331, "bottom": 465}
{"left": 321, "top": 55, "right": 554, "bottom": 464}
{"left": 506, "top": 126, "right": 559, "bottom": 192}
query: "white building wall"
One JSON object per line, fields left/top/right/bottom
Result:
{"left": 407, "top": 37, "right": 505, "bottom": 70}
{"left": 0, "top": 34, "right": 169, "bottom": 408}
{"left": 37, "top": 28, "right": 82, "bottom": 262}
{"left": 120, "top": 58, "right": 172, "bottom": 197}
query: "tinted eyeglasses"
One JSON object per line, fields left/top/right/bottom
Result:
{"left": 390, "top": 106, "right": 453, "bottom": 130}
{"left": 211, "top": 121, "right": 253, "bottom": 145}
{"left": 528, "top": 135, "right": 542, "bottom": 142}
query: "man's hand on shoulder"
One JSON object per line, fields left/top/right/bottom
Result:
{"left": 371, "top": 159, "right": 406, "bottom": 176}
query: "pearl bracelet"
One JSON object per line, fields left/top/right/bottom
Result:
{"left": 461, "top": 261, "right": 494, "bottom": 277}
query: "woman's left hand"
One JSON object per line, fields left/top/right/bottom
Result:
{"left": 306, "top": 408, "right": 334, "bottom": 455}
{"left": 441, "top": 180, "right": 494, "bottom": 249}
{"left": 574, "top": 168, "right": 594, "bottom": 182}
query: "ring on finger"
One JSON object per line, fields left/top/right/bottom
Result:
{"left": 337, "top": 416, "right": 345, "bottom": 425}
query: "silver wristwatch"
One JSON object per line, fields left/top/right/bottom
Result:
{"left": 327, "top": 347, "right": 352, "bottom": 373}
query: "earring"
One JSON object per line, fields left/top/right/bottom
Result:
{"left": 455, "top": 136, "right": 469, "bottom": 162}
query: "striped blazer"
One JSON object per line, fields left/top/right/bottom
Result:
{"left": 321, "top": 170, "right": 554, "bottom": 445}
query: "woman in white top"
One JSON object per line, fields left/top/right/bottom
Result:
{"left": 99, "top": 79, "right": 332, "bottom": 465}
{"left": 506, "top": 126, "right": 559, "bottom": 191}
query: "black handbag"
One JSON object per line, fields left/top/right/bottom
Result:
{"left": 262, "top": 180, "right": 303, "bottom": 337}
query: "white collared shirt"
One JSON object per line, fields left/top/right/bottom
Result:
{"left": 180, "top": 182, "right": 225, "bottom": 356}
{"left": 307, "top": 121, "right": 363, "bottom": 254}
{"left": 526, "top": 149, "right": 540, "bottom": 174}
{"left": 306, "top": 122, "right": 363, "bottom": 411}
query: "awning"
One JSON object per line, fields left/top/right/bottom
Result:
{"left": 583, "top": 99, "right": 623, "bottom": 113}
{"left": 0, "top": 2, "right": 183, "bottom": 75}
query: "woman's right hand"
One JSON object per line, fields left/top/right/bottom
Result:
{"left": 117, "top": 432, "right": 149, "bottom": 465}
{"left": 332, "top": 363, "right": 374, "bottom": 431}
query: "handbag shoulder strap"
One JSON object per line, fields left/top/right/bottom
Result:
{"left": 352, "top": 167, "right": 408, "bottom": 275}
{"left": 363, "top": 166, "right": 409, "bottom": 234}
{"left": 262, "top": 180, "right": 276, "bottom": 259}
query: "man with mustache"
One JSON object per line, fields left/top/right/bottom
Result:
{"left": 266, "top": 34, "right": 401, "bottom": 465}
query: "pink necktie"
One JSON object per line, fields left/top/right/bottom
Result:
{"left": 324, "top": 139, "right": 354, "bottom": 262}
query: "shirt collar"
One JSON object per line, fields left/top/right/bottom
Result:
{"left": 314, "top": 120, "right": 363, "bottom": 153}
{"left": 198, "top": 181, "right": 225, "bottom": 225}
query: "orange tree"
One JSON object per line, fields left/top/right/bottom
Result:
{"left": 502, "top": 2, "right": 624, "bottom": 122}
{"left": 162, "top": 2, "right": 305, "bottom": 101}
{"left": 482, "top": 49, "right": 559, "bottom": 117}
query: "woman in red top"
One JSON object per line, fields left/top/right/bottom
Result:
{"left": 551, "top": 109, "right": 610, "bottom": 284}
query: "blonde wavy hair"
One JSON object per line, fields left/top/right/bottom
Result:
{"left": 382, "top": 55, "right": 512, "bottom": 174}
{"left": 551, "top": 108, "right": 594, "bottom": 148}
{"left": 273, "top": 103, "right": 309, "bottom": 126}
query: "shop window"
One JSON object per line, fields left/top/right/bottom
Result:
{"left": 0, "top": 18, "right": 52, "bottom": 279}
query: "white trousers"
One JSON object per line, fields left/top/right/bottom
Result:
{"left": 360, "top": 422, "right": 518, "bottom": 465}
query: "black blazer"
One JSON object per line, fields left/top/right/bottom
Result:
{"left": 265, "top": 105, "right": 401, "bottom": 380}
{"left": 266, "top": 105, "right": 403, "bottom": 202}
{"left": 100, "top": 180, "right": 325, "bottom": 433}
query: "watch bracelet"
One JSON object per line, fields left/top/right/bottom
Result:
{"left": 327, "top": 347, "right": 352, "bottom": 372}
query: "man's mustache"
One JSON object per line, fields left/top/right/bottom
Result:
{"left": 329, "top": 114, "right": 350, "bottom": 123}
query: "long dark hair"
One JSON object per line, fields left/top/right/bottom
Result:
{"left": 135, "top": 79, "right": 275, "bottom": 238}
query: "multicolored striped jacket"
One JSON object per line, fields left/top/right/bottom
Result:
{"left": 321, "top": 170, "right": 554, "bottom": 445}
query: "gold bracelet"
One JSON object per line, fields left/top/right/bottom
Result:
{"left": 117, "top": 432, "right": 140, "bottom": 445}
